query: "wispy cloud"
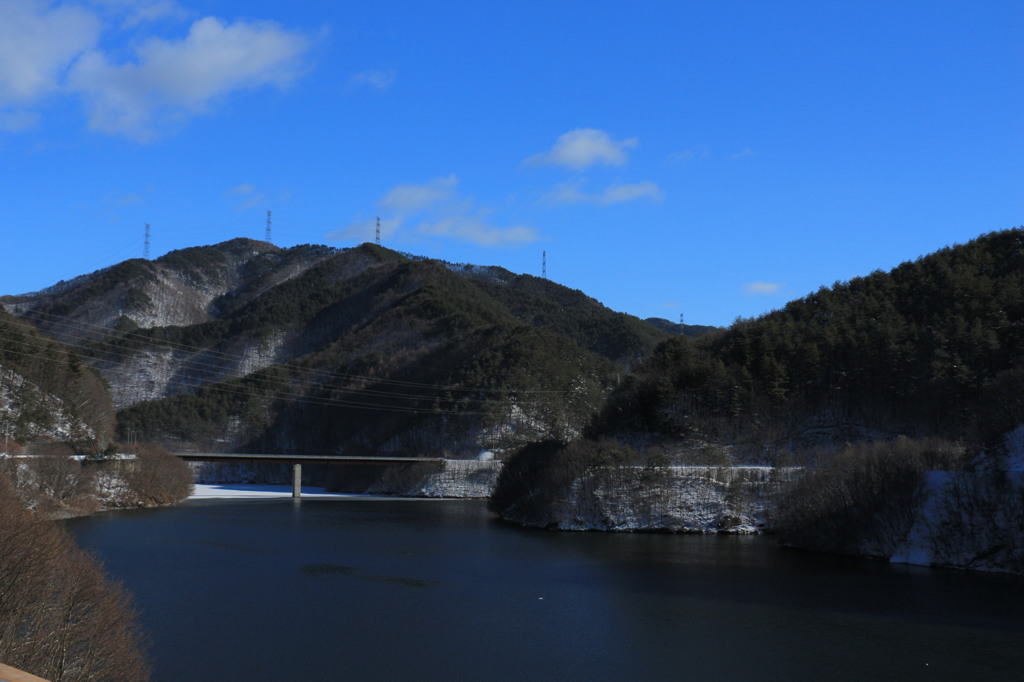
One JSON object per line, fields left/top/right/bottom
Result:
{"left": 730, "top": 147, "right": 755, "bottom": 160}
{"left": 226, "top": 183, "right": 256, "bottom": 196}
{"left": 668, "top": 145, "right": 711, "bottom": 163}
{"left": 112, "top": 1, "right": 190, "bottom": 28}
{"left": 115, "top": 193, "right": 144, "bottom": 205}
{"left": 0, "top": 110, "right": 40, "bottom": 132}
{"left": 744, "top": 281, "right": 783, "bottom": 296}
{"left": 225, "top": 183, "right": 272, "bottom": 210}
{"left": 526, "top": 128, "right": 638, "bottom": 170}
{"left": 379, "top": 175, "right": 456, "bottom": 212}
{"left": 418, "top": 215, "right": 536, "bottom": 247}
{"left": 544, "top": 179, "right": 662, "bottom": 205}
{"left": 349, "top": 69, "right": 397, "bottom": 91}
{"left": 334, "top": 216, "right": 402, "bottom": 243}
{"left": 330, "top": 175, "right": 538, "bottom": 248}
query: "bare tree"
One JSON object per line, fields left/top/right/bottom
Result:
{"left": 0, "top": 476, "right": 150, "bottom": 681}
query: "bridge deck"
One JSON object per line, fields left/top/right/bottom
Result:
{"left": 175, "top": 453, "right": 444, "bottom": 465}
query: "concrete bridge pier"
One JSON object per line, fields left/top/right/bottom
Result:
{"left": 292, "top": 463, "right": 302, "bottom": 498}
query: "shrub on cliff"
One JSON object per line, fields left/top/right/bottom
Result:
{"left": 489, "top": 438, "right": 632, "bottom": 527}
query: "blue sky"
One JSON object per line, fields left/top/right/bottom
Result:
{"left": 2, "top": 1, "right": 1021, "bottom": 327}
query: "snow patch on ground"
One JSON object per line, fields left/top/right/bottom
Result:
{"left": 1003, "top": 424, "right": 1024, "bottom": 471}
{"left": 190, "top": 483, "right": 360, "bottom": 499}
{"left": 889, "top": 470, "right": 952, "bottom": 567}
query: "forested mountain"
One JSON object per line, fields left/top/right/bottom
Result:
{"left": 596, "top": 228, "right": 1024, "bottom": 454}
{"left": 8, "top": 228, "right": 1019, "bottom": 463}
{"left": 2, "top": 240, "right": 668, "bottom": 455}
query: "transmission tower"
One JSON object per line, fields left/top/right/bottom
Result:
{"left": 542, "top": 251, "right": 547, "bottom": 279}
{"left": 375, "top": 217, "right": 381, "bottom": 245}
{"left": 144, "top": 223, "right": 151, "bottom": 259}
{"left": 265, "top": 210, "right": 272, "bottom": 243}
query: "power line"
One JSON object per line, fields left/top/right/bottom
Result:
{"left": 144, "top": 223, "right": 151, "bottom": 259}
{"left": 0, "top": 330, "right": 562, "bottom": 418}
{"left": 1, "top": 308, "right": 576, "bottom": 424}
{"left": 265, "top": 210, "right": 272, "bottom": 243}
{"left": 12, "top": 307, "right": 570, "bottom": 396}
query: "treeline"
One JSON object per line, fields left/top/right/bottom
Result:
{"left": 598, "top": 228, "right": 1024, "bottom": 452}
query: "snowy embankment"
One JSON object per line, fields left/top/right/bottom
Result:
{"left": 547, "top": 466, "right": 798, "bottom": 534}
{"left": 889, "top": 426, "right": 1024, "bottom": 574}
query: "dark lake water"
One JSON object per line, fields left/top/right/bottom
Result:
{"left": 65, "top": 497, "right": 1024, "bottom": 681}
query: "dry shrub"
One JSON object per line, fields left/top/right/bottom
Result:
{"left": 774, "top": 438, "right": 965, "bottom": 557}
{"left": 121, "top": 443, "right": 193, "bottom": 506}
{"left": 0, "top": 475, "right": 150, "bottom": 681}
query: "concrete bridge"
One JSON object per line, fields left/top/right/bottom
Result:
{"left": 174, "top": 453, "right": 444, "bottom": 498}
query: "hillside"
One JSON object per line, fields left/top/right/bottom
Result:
{"left": 596, "top": 227, "right": 1024, "bottom": 454}
{"left": 0, "top": 307, "right": 114, "bottom": 450}
{"left": 3, "top": 240, "right": 669, "bottom": 456}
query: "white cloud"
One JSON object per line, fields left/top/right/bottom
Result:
{"left": 730, "top": 147, "right": 755, "bottom": 160}
{"left": 331, "top": 175, "right": 538, "bottom": 248}
{"left": 378, "top": 175, "right": 457, "bottom": 212}
{"left": 544, "top": 179, "right": 662, "bottom": 205}
{"left": 526, "top": 128, "right": 638, "bottom": 169}
{"left": 68, "top": 16, "right": 312, "bottom": 139}
{"left": 744, "top": 281, "right": 783, "bottom": 295}
{"left": 349, "top": 69, "right": 397, "bottom": 91}
{"left": 0, "top": 0, "right": 101, "bottom": 106}
{"left": 0, "top": 2, "right": 314, "bottom": 140}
